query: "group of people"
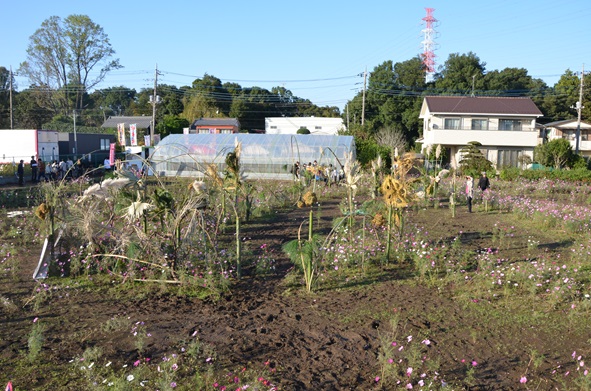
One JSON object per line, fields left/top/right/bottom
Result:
{"left": 292, "top": 160, "right": 343, "bottom": 187}
{"left": 16, "top": 156, "right": 94, "bottom": 185}
{"left": 465, "top": 172, "right": 491, "bottom": 213}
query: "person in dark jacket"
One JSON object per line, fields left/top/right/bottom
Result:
{"left": 478, "top": 172, "right": 490, "bottom": 192}
{"left": 465, "top": 176, "right": 474, "bottom": 213}
{"left": 30, "top": 156, "right": 38, "bottom": 183}
{"left": 17, "top": 160, "right": 24, "bottom": 186}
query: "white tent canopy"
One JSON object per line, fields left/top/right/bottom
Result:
{"left": 150, "top": 133, "right": 356, "bottom": 179}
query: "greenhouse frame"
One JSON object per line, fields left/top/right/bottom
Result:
{"left": 150, "top": 133, "right": 356, "bottom": 180}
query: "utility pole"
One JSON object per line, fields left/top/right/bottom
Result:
{"left": 73, "top": 109, "right": 78, "bottom": 156}
{"left": 574, "top": 64, "right": 585, "bottom": 155}
{"left": 346, "top": 104, "right": 350, "bottom": 131}
{"left": 150, "top": 64, "right": 161, "bottom": 147}
{"left": 9, "top": 67, "right": 13, "bottom": 129}
{"left": 361, "top": 68, "right": 367, "bottom": 126}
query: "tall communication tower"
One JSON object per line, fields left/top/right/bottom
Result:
{"left": 421, "top": 8, "right": 438, "bottom": 83}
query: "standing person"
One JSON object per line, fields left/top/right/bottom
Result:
{"left": 465, "top": 175, "right": 474, "bottom": 213}
{"left": 37, "top": 159, "right": 46, "bottom": 182}
{"left": 478, "top": 171, "right": 490, "bottom": 192}
{"left": 58, "top": 159, "right": 67, "bottom": 179}
{"left": 292, "top": 161, "right": 300, "bottom": 179}
{"left": 17, "top": 160, "right": 24, "bottom": 186}
{"left": 51, "top": 160, "right": 59, "bottom": 181}
{"left": 30, "top": 156, "right": 38, "bottom": 183}
{"left": 103, "top": 157, "right": 112, "bottom": 172}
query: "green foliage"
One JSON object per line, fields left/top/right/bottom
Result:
{"left": 498, "top": 164, "right": 591, "bottom": 183}
{"left": 156, "top": 114, "right": 190, "bottom": 137}
{"left": 296, "top": 127, "right": 310, "bottom": 134}
{"left": 355, "top": 137, "right": 391, "bottom": 167}
{"left": 27, "top": 321, "right": 45, "bottom": 362}
{"left": 535, "top": 138, "right": 576, "bottom": 169}
{"left": 458, "top": 141, "right": 493, "bottom": 176}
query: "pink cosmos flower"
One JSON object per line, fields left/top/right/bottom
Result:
{"left": 375, "top": 376, "right": 380, "bottom": 383}
{"left": 520, "top": 376, "right": 527, "bottom": 383}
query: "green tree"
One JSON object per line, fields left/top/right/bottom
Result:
{"left": 458, "top": 141, "right": 493, "bottom": 176}
{"left": 434, "top": 52, "right": 486, "bottom": 94}
{"left": 0, "top": 66, "right": 12, "bottom": 128}
{"left": 91, "top": 86, "right": 137, "bottom": 119}
{"left": 296, "top": 127, "right": 310, "bottom": 134}
{"left": 14, "top": 88, "right": 54, "bottom": 128}
{"left": 535, "top": 138, "right": 575, "bottom": 169}
{"left": 345, "top": 58, "right": 425, "bottom": 146}
{"left": 19, "top": 15, "right": 121, "bottom": 114}
{"left": 156, "top": 114, "right": 190, "bottom": 138}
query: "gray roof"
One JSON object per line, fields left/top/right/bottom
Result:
{"left": 543, "top": 119, "right": 591, "bottom": 129}
{"left": 101, "top": 116, "right": 152, "bottom": 129}
{"left": 423, "top": 96, "right": 543, "bottom": 116}
{"left": 190, "top": 118, "right": 240, "bottom": 129}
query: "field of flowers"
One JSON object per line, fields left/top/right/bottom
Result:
{"left": 2, "top": 153, "right": 591, "bottom": 390}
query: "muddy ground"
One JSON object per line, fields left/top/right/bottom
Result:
{"left": 0, "top": 186, "right": 587, "bottom": 390}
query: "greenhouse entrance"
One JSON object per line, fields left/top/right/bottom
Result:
{"left": 150, "top": 134, "right": 356, "bottom": 180}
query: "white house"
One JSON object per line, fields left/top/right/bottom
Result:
{"left": 419, "top": 96, "right": 544, "bottom": 168}
{"left": 543, "top": 119, "right": 591, "bottom": 157}
{"left": 265, "top": 117, "right": 345, "bottom": 135}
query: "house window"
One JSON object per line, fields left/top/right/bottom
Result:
{"left": 315, "top": 126, "right": 322, "bottom": 130}
{"left": 499, "top": 119, "right": 522, "bottom": 131}
{"left": 270, "top": 126, "right": 277, "bottom": 129}
{"left": 219, "top": 129, "right": 232, "bottom": 134}
{"left": 471, "top": 119, "right": 488, "bottom": 130}
{"left": 444, "top": 118, "right": 461, "bottom": 130}
{"left": 198, "top": 129, "right": 209, "bottom": 134}
{"left": 497, "top": 149, "right": 521, "bottom": 167}
{"left": 100, "top": 139, "right": 110, "bottom": 150}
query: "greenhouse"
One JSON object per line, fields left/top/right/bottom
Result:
{"left": 150, "top": 133, "right": 356, "bottom": 180}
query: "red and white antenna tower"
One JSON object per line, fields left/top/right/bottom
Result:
{"left": 421, "top": 8, "right": 438, "bottom": 83}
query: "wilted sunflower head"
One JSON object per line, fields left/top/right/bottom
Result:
{"left": 372, "top": 212, "right": 385, "bottom": 227}
{"left": 381, "top": 175, "right": 410, "bottom": 208}
{"left": 301, "top": 191, "right": 317, "bottom": 207}
{"left": 35, "top": 202, "right": 49, "bottom": 220}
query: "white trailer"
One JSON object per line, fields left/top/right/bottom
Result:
{"left": 0, "top": 129, "right": 60, "bottom": 163}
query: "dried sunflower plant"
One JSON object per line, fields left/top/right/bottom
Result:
{"left": 343, "top": 151, "right": 363, "bottom": 238}
{"left": 381, "top": 153, "right": 418, "bottom": 262}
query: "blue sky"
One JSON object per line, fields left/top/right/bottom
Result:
{"left": 2, "top": 0, "right": 590, "bottom": 110}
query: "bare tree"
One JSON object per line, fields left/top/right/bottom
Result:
{"left": 375, "top": 125, "right": 407, "bottom": 161}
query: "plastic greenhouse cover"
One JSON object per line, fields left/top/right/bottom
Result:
{"left": 151, "top": 133, "right": 355, "bottom": 165}
{"left": 149, "top": 133, "right": 356, "bottom": 180}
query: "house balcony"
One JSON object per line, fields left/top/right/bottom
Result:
{"left": 568, "top": 139, "right": 591, "bottom": 152}
{"left": 423, "top": 127, "right": 540, "bottom": 147}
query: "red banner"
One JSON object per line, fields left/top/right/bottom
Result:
{"left": 109, "top": 143, "right": 115, "bottom": 164}
{"left": 130, "top": 124, "right": 137, "bottom": 146}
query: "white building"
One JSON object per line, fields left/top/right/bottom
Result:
{"left": 265, "top": 117, "right": 345, "bottom": 135}
{"left": 0, "top": 129, "right": 59, "bottom": 163}
{"left": 419, "top": 96, "right": 543, "bottom": 168}
{"left": 543, "top": 119, "right": 591, "bottom": 157}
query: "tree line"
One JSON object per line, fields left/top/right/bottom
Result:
{"left": 0, "top": 15, "right": 588, "bottom": 160}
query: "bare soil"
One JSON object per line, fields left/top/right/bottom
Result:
{"left": 0, "top": 185, "right": 588, "bottom": 390}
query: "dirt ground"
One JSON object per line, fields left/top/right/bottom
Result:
{"left": 0, "top": 186, "right": 587, "bottom": 390}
